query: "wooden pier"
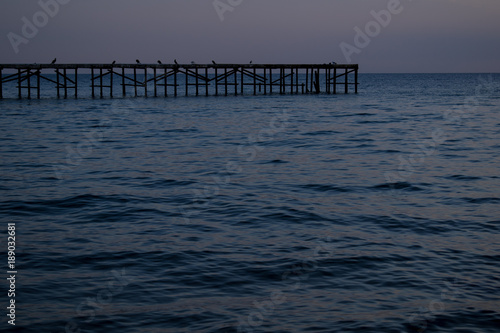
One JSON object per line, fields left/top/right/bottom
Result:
{"left": 0, "top": 63, "right": 358, "bottom": 99}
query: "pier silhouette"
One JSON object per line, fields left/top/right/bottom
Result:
{"left": 0, "top": 63, "right": 358, "bottom": 99}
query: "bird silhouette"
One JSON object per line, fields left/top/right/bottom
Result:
{"left": 136, "top": 59, "right": 141, "bottom": 64}
{"left": 212, "top": 60, "right": 216, "bottom": 65}
{"left": 174, "top": 59, "right": 178, "bottom": 65}
{"left": 249, "top": 60, "right": 253, "bottom": 64}
{"left": 157, "top": 60, "right": 162, "bottom": 64}
{"left": 51, "top": 58, "right": 56, "bottom": 64}
{"left": 111, "top": 60, "right": 116, "bottom": 65}
{"left": 191, "top": 61, "right": 195, "bottom": 64}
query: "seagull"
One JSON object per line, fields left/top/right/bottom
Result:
{"left": 174, "top": 59, "right": 178, "bottom": 65}
{"left": 111, "top": 60, "right": 116, "bottom": 65}
{"left": 51, "top": 58, "right": 56, "bottom": 64}
{"left": 249, "top": 60, "right": 253, "bottom": 64}
{"left": 157, "top": 60, "right": 162, "bottom": 64}
{"left": 136, "top": 59, "right": 141, "bottom": 64}
{"left": 212, "top": 60, "right": 216, "bottom": 65}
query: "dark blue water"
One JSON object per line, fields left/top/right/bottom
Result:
{"left": 1, "top": 74, "right": 499, "bottom": 332}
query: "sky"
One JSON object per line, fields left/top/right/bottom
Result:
{"left": 0, "top": 0, "right": 499, "bottom": 73}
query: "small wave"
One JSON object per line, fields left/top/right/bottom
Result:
{"left": 303, "top": 130, "right": 340, "bottom": 136}
{"left": 357, "top": 120, "right": 392, "bottom": 124}
{"left": 262, "top": 159, "right": 288, "bottom": 164}
{"left": 346, "top": 138, "right": 374, "bottom": 142}
{"left": 0, "top": 194, "right": 142, "bottom": 217}
{"left": 298, "top": 184, "right": 352, "bottom": 193}
{"left": 445, "top": 174, "right": 482, "bottom": 181}
{"left": 257, "top": 207, "right": 329, "bottom": 225}
{"left": 372, "top": 182, "right": 424, "bottom": 191}
{"left": 164, "top": 128, "right": 199, "bottom": 133}
{"left": 463, "top": 197, "right": 500, "bottom": 204}
{"left": 142, "top": 179, "right": 197, "bottom": 188}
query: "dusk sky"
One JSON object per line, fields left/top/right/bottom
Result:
{"left": 1, "top": 0, "right": 499, "bottom": 73}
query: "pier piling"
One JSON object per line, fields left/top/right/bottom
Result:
{"left": 74, "top": 68, "right": 78, "bottom": 98}
{"left": 345, "top": 68, "right": 348, "bottom": 94}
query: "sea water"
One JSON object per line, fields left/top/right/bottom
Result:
{"left": 0, "top": 74, "right": 499, "bottom": 332}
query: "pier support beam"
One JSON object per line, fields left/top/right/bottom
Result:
{"left": 205, "top": 68, "right": 209, "bottom": 97}
{"left": 355, "top": 68, "right": 358, "bottom": 94}
{"left": 100, "top": 68, "right": 103, "bottom": 98}
{"left": 224, "top": 68, "right": 228, "bottom": 96}
{"left": 214, "top": 67, "right": 218, "bottom": 96}
{"left": 294, "top": 68, "right": 298, "bottom": 94}
{"left": 269, "top": 68, "right": 273, "bottom": 94}
{"left": 74, "top": 68, "right": 78, "bottom": 99}
{"left": 333, "top": 68, "right": 337, "bottom": 94}
{"left": 134, "top": 68, "right": 138, "bottom": 97}
{"left": 234, "top": 67, "right": 237, "bottom": 96}
{"left": 91, "top": 68, "right": 94, "bottom": 98}
{"left": 263, "top": 68, "right": 267, "bottom": 95}
{"left": 164, "top": 68, "right": 168, "bottom": 97}
{"left": 144, "top": 68, "right": 148, "bottom": 97}
{"left": 279, "top": 68, "right": 283, "bottom": 94}
{"left": 122, "top": 68, "right": 126, "bottom": 97}
{"left": 27, "top": 69, "right": 31, "bottom": 99}
{"left": 345, "top": 68, "right": 348, "bottom": 94}
{"left": 309, "top": 68, "right": 313, "bottom": 93}
{"left": 314, "top": 70, "right": 320, "bottom": 94}
{"left": 36, "top": 69, "right": 40, "bottom": 99}
{"left": 326, "top": 68, "right": 329, "bottom": 94}
{"left": 16, "top": 70, "right": 22, "bottom": 98}
{"left": 195, "top": 67, "right": 199, "bottom": 96}
{"left": 64, "top": 69, "right": 68, "bottom": 98}
{"left": 174, "top": 69, "right": 177, "bottom": 97}
{"left": 253, "top": 68, "right": 257, "bottom": 95}
{"left": 153, "top": 68, "right": 157, "bottom": 97}
{"left": 110, "top": 68, "right": 113, "bottom": 98}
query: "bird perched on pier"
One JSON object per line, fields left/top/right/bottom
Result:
{"left": 136, "top": 59, "right": 141, "bottom": 64}
{"left": 157, "top": 60, "right": 162, "bottom": 64}
{"left": 51, "top": 58, "right": 56, "bottom": 64}
{"left": 212, "top": 60, "right": 216, "bottom": 65}
{"left": 249, "top": 60, "right": 253, "bottom": 64}
{"left": 111, "top": 60, "right": 116, "bottom": 65}
{"left": 191, "top": 61, "right": 196, "bottom": 64}
{"left": 174, "top": 59, "right": 178, "bottom": 65}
